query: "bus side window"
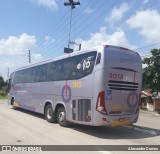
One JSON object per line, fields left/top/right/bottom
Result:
{"left": 59, "top": 57, "right": 77, "bottom": 80}
{"left": 29, "top": 68, "right": 35, "bottom": 83}
{"left": 68, "top": 58, "right": 77, "bottom": 80}
{"left": 96, "top": 53, "right": 101, "bottom": 65}
{"left": 23, "top": 68, "right": 35, "bottom": 83}
{"left": 48, "top": 62, "right": 60, "bottom": 81}
{"left": 41, "top": 64, "right": 48, "bottom": 82}
{"left": 76, "top": 51, "right": 97, "bottom": 79}
{"left": 46, "top": 63, "right": 53, "bottom": 81}
{"left": 15, "top": 71, "right": 22, "bottom": 83}
{"left": 76, "top": 57, "right": 86, "bottom": 78}
{"left": 34, "top": 66, "right": 43, "bottom": 82}
{"left": 59, "top": 60, "right": 69, "bottom": 80}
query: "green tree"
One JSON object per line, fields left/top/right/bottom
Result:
{"left": 142, "top": 49, "right": 160, "bottom": 91}
{"left": 0, "top": 76, "right": 4, "bottom": 90}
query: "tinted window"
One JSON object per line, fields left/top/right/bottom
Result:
{"left": 44, "top": 62, "right": 60, "bottom": 81}
{"left": 41, "top": 64, "right": 48, "bottom": 82}
{"left": 13, "top": 51, "right": 97, "bottom": 83}
{"left": 23, "top": 68, "right": 35, "bottom": 83}
{"left": 76, "top": 51, "right": 97, "bottom": 79}
{"left": 59, "top": 57, "right": 77, "bottom": 80}
{"left": 96, "top": 52, "right": 101, "bottom": 65}
{"left": 58, "top": 51, "right": 96, "bottom": 80}
{"left": 13, "top": 71, "right": 22, "bottom": 84}
{"left": 13, "top": 69, "right": 33, "bottom": 83}
{"left": 34, "top": 65, "right": 43, "bottom": 82}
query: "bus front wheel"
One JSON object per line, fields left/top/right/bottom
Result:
{"left": 11, "top": 98, "right": 17, "bottom": 110}
{"left": 45, "top": 104, "right": 57, "bottom": 123}
{"left": 57, "top": 107, "right": 69, "bottom": 127}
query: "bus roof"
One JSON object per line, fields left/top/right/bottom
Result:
{"left": 14, "top": 45, "right": 139, "bottom": 72}
{"left": 14, "top": 46, "right": 99, "bottom": 72}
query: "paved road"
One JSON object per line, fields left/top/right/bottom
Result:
{"left": 0, "top": 99, "right": 160, "bottom": 154}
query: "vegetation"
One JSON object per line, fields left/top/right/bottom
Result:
{"left": 0, "top": 95, "right": 7, "bottom": 99}
{"left": 142, "top": 48, "right": 160, "bottom": 92}
{"left": 0, "top": 76, "right": 4, "bottom": 88}
{"left": 0, "top": 76, "right": 7, "bottom": 99}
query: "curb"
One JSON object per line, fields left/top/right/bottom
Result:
{"left": 140, "top": 109, "right": 160, "bottom": 117}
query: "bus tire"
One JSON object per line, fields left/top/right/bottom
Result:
{"left": 45, "top": 104, "right": 57, "bottom": 123}
{"left": 57, "top": 107, "right": 69, "bottom": 127}
{"left": 12, "top": 99, "right": 17, "bottom": 110}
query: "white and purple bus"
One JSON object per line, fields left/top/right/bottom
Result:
{"left": 8, "top": 45, "right": 142, "bottom": 127}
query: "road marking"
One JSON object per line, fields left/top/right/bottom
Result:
{"left": 126, "top": 125, "right": 157, "bottom": 135}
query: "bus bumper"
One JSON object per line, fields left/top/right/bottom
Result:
{"left": 93, "top": 112, "right": 139, "bottom": 126}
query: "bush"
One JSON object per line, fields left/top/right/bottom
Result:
{"left": 0, "top": 86, "right": 7, "bottom": 96}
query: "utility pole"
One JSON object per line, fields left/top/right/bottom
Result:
{"left": 28, "top": 50, "right": 31, "bottom": 63}
{"left": 7, "top": 67, "right": 9, "bottom": 79}
{"left": 64, "top": 0, "right": 80, "bottom": 51}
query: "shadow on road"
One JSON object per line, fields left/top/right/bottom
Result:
{"left": 13, "top": 107, "right": 160, "bottom": 140}
{"left": 12, "top": 107, "right": 45, "bottom": 120}
{"left": 70, "top": 124, "right": 160, "bottom": 140}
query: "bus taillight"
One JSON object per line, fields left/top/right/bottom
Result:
{"left": 96, "top": 91, "right": 108, "bottom": 114}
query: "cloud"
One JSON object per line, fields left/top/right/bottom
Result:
{"left": 30, "top": 0, "right": 58, "bottom": 11}
{"left": 105, "top": 2, "right": 129, "bottom": 25}
{"left": 126, "top": 10, "right": 160, "bottom": 43}
{"left": 0, "top": 34, "right": 43, "bottom": 80}
{"left": 84, "top": 8, "right": 95, "bottom": 14}
{"left": 44, "top": 35, "right": 55, "bottom": 44}
{"left": 75, "top": 27, "right": 136, "bottom": 50}
{"left": 143, "top": 0, "right": 149, "bottom": 4}
{"left": 0, "top": 33, "right": 36, "bottom": 55}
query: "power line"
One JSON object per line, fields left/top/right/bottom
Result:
{"left": 39, "top": 1, "right": 103, "bottom": 57}
{"left": 30, "top": 0, "right": 159, "bottom": 60}
{"left": 44, "top": 0, "right": 120, "bottom": 57}
{"left": 31, "top": 0, "right": 92, "bottom": 55}
{"left": 39, "top": 0, "right": 102, "bottom": 56}
{"left": 72, "top": 0, "right": 120, "bottom": 35}
{"left": 135, "top": 43, "right": 160, "bottom": 50}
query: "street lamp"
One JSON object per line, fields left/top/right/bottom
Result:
{"left": 64, "top": 0, "right": 80, "bottom": 53}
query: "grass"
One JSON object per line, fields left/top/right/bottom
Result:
{"left": 0, "top": 95, "right": 7, "bottom": 99}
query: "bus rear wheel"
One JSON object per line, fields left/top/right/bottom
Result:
{"left": 57, "top": 107, "right": 69, "bottom": 127}
{"left": 45, "top": 104, "right": 57, "bottom": 123}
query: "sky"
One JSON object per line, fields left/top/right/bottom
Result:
{"left": 0, "top": 0, "right": 160, "bottom": 80}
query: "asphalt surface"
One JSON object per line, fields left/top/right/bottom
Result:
{"left": 0, "top": 99, "right": 160, "bottom": 154}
